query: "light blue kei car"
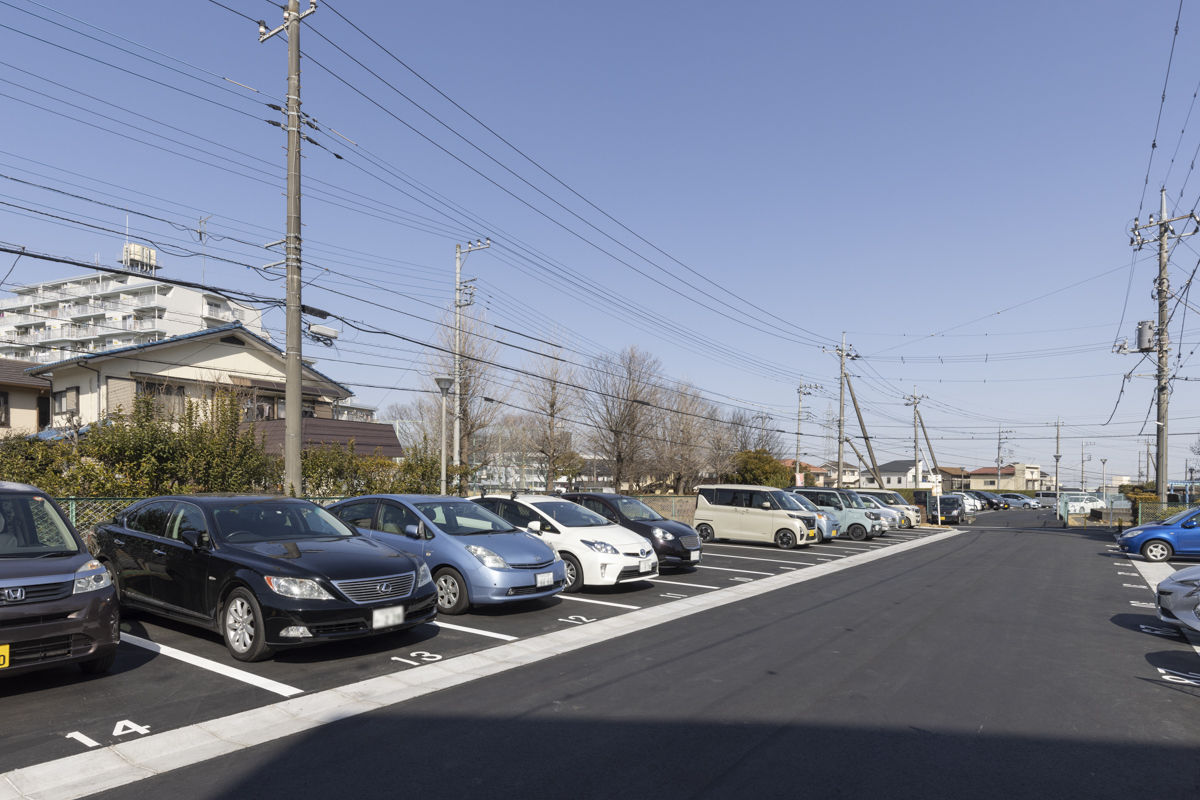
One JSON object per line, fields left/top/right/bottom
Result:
{"left": 328, "top": 495, "right": 567, "bottom": 615}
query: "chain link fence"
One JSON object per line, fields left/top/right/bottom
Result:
{"left": 1137, "top": 501, "right": 1200, "bottom": 525}
{"left": 631, "top": 495, "right": 696, "bottom": 526}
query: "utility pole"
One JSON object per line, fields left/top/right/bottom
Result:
{"left": 795, "top": 380, "right": 816, "bottom": 485}
{"left": 199, "top": 215, "right": 212, "bottom": 285}
{"left": 258, "top": 0, "right": 316, "bottom": 495}
{"left": 825, "top": 334, "right": 854, "bottom": 488}
{"left": 1129, "top": 189, "right": 1199, "bottom": 502}
{"left": 1101, "top": 457, "right": 1107, "bottom": 495}
{"left": 904, "top": 390, "right": 927, "bottom": 489}
{"left": 845, "top": 375, "right": 884, "bottom": 489}
{"left": 995, "top": 426, "right": 1013, "bottom": 492}
{"left": 1054, "top": 418, "right": 1061, "bottom": 493}
{"left": 1081, "top": 441, "right": 1095, "bottom": 493}
{"left": 453, "top": 239, "right": 489, "bottom": 489}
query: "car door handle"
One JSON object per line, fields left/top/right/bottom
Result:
{"left": 113, "top": 538, "right": 124, "bottom": 546}
{"left": 152, "top": 549, "right": 167, "bottom": 556}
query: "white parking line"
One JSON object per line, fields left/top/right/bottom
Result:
{"left": 809, "top": 545, "right": 869, "bottom": 553}
{"left": 650, "top": 579, "right": 721, "bottom": 590}
{"left": 696, "top": 564, "right": 774, "bottom": 576}
{"left": 120, "top": 634, "right": 302, "bottom": 698}
{"left": 704, "top": 543, "right": 790, "bottom": 553}
{"left": 5, "top": 530, "right": 961, "bottom": 800}
{"left": 559, "top": 595, "right": 641, "bottom": 610}
{"left": 429, "top": 621, "right": 519, "bottom": 642}
{"left": 705, "top": 553, "right": 816, "bottom": 566}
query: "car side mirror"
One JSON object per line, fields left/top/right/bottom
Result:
{"left": 180, "top": 530, "right": 202, "bottom": 550}
{"left": 403, "top": 524, "right": 421, "bottom": 539}
{"left": 761, "top": 502, "right": 771, "bottom": 510}
{"left": 527, "top": 520, "right": 542, "bottom": 532}
{"left": 1184, "top": 519, "right": 1197, "bottom": 529}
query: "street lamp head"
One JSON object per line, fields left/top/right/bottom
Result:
{"left": 434, "top": 375, "right": 453, "bottom": 395}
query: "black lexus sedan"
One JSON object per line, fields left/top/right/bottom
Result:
{"left": 92, "top": 496, "right": 437, "bottom": 662}
{"left": 561, "top": 492, "right": 702, "bottom": 569}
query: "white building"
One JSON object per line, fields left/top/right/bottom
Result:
{"left": 859, "top": 459, "right": 944, "bottom": 490}
{"left": 0, "top": 246, "right": 266, "bottom": 364}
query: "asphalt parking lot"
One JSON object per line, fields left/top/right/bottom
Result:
{"left": 0, "top": 528, "right": 941, "bottom": 777}
{"left": 8, "top": 510, "right": 1200, "bottom": 799}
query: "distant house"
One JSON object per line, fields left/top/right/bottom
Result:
{"left": 820, "top": 461, "right": 861, "bottom": 487}
{"left": 781, "top": 459, "right": 830, "bottom": 486}
{"left": 0, "top": 359, "right": 51, "bottom": 434}
{"left": 938, "top": 466, "right": 970, "bottom": 492}
{"left": 26, "top": 322, "right": 401, "bottom": 457}
{"left": 858, "top": 459, "right": 942, "bottom": 490}
{"left": 969, "top": 463, "right": 1042, "bottom": 492}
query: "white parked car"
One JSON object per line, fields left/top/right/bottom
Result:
{"left": 471, "top": 494, "right": 659, "bottom": 592}
{"left": 950, "top": 493, "right": 983, "bottom": 514}
{"left": 860, "top": 494, "right": 902, "bottom": 529}
{"left": 1062, "top": 494, "right": 1105, "bottom": 515}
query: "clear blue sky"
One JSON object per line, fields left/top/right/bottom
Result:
{"left": 0, "top": 0, "right": 1195, "bottom": 485}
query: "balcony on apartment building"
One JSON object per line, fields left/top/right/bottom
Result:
{"left": 201, "top": 305, "right": 245, "bottom": 324}
{"left": 0, "top": 280, "right": 128, "bottom": 309}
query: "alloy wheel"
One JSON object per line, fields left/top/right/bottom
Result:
{"left": 564, "top": 559, "right": 577, "bottom": 587}
{"left": 436, "top": 574, "right": 460, "bottom": 609}
{"left": 225, "top": 597, "right": 255, "bottom": 653}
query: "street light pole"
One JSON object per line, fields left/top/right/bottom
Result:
{"left": 435, "top": 375, "right": 453, "bottom": 495}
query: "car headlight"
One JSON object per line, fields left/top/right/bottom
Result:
{"left": 264, "top": 576, "right": 334, "bottom": 600}
{"left": 73, "top": 560, "right": 112, "bottom": 594}
{"left": 786, "top": 513, "right": 807, "bottom": 521}
{"left": 581, "top": 539, "right": 620, "bottom": 555}
{"left": 866, "top": 511, "right": 880, "bottom": 520}
{"left": 549, "top": 547, "right": 562, "bottom": 562}
{"left": 651, "top": 527, "right": 675, "bottom": 540}
{"left": 416, "top": 563, "right": 432, "bottom": 587}
{"left": 465, "top": 545, "right": 508, "bottom": 569}
{"left": 816, "top": 513, "right": 826, "bottom": 520}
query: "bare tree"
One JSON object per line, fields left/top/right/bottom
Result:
{"left": 583, "top": 345, "right": 662, "bottom": 492}
{"left": 523, "top": 330, "right": 578, "bottom": 492}
{"left": 649, "top": 380, "right": 713, "bottom": 494}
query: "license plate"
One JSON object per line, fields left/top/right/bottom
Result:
{"left": 639, "top": 559, "right": 652, "bottom": 573}
{"left": 372, "top": 606, "right": 406, "bottom": 630}
{"left": 0, "top": 643, "right": 7, "bottom": 669}
{"left": 689, "top": 550, "right": 700, "bottom": 562}
{"left": 535, "top": 572, "right": 553, "bottom": 588}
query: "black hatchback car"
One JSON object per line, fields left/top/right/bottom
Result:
{"left": 1, "top": 483, "right": 120, "bottom": 677}
{"left": 561, "top": 492, "right": 702, "bottom": 569}
{"left": 93, "top": 496, "right": 437, "bottom": 662}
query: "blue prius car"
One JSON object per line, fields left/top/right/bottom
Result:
{"left": 1116, "top": 507, "right": 1200, "bottom": 562}
{"left": 329, "top": 495, "right": 567, "bottom": 615}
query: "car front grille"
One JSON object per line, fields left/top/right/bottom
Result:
{"left": 309, "top": 621, "right": 367, "bottom": 635}
{"left": 679, "top": 535, "right": 700, "bottom": 549}
{"left": 802, "top": 518, "right": 816, "bottom": 530}
{"left": 509, "top": 580, "right": 564, "bottom": 596}
{"left": 332, "top": 573, "right": 415, "bottom": 604}
{"left": 0, "top": 580, "right": 73, "bottom": 606}
{"left": 509, "top": 559, "right": 555, "bottom": 570}
{"left": 9, "top": 633, "right": 90, "bottom": 665}
{"left": 622, "top": 550, "right": 652, "bottom": 558}
{"left": 617, "top": 565, "right": 658, "bottom": 581}
{"left": 0, "top": 612, "right": 71, "bottom": 629}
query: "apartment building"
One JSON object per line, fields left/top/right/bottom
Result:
{"left": 0, "top": 246, "right": 266, "bottom": 364}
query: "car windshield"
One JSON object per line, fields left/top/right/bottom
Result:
{"left": 211, "top": 500, "right": 354, "bottom": 542}
{"left": 532, "top": 500, "right": 609, "bottom": 527}
{"left": 788, "top": 492, "right": 820, "bottom": 512}
{"left": 872, "top": 493, "right": 900, "bottom": 506}
{"left": 613, "top": 497, "right": 663, "bottom": 521}
{"left": 770, "top": 491, "right": 805, "bottom": 511}
{"left": 415, "top": 501, "right": 518, "bottom": 535}
{"left": 1160, "top": 508, "right": 1196, "bottom": 525}
{"left": 940, "top": 497, "right": 962, "bottom": 507}
{"left": 841, "top": 490, "right": 867, "bottom": 509}
{"left": 0, "top": 495, "right": 79, "bottom": 558}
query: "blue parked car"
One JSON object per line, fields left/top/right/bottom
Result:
{"left": 328, "top": 495, "right": 566, "bottom": 614}
{"left": 1116, "top": 507, "right": 1200, "bottom": 562}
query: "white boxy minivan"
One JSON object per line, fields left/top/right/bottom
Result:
{"left": 693, "top": 485, "right": 818, "bottom": 549}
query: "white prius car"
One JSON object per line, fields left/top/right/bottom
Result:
{"left": 471, "top": 494, "right": 659, "bottom": 592}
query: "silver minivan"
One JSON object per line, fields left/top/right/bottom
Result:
{"left": 789, "top": 488, "right": 884, "bottom": 541}
{"left": 855, "top": 489, "right": 921, "bottom": 528}
{"left": 694, "top": 485, "right": 817, "bottom": 549}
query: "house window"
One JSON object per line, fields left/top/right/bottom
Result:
{"left": 136, "top": 381, "right": 185, "bottom": 418}
{"left": 207, "top": 301, "right": 221, "bottom": 316}
{"left": 886, "top": 477, "right": 892, "bottom": 485}
{"left": 0, "top": 391, "right": 9, "bottom": 427}
{"left": 986, "top": 479, "right": 996, "bottom": 486}
{"left": 52, "top": 387, "right": 79, "bottom": 416}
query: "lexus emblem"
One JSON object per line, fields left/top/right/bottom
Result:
{"left": 2, "top": 588, "right": 25, "bottom": 602}
{"left": 377, "top": 582, "right": 392, "bottom": 594}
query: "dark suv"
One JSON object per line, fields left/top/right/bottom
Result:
{"left": 0, "top": 483, "right": 120, "bottom": 676}
{"left": 561, "top": 492, "right": 702, "bottom": 568}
